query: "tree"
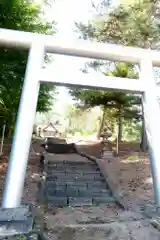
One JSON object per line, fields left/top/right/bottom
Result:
{"left": 76, "top": 0, "right": 159, "bottom": 47}
{"left": 0, "top": 0, "right": 56, "bottom": 136}
{"left": 64, "top": 104, "right": 100, "bottom": 136}
{"left": 70, "top": 62, "right": 141, "bottom": 142}
{"left": 74, "top": 0, "right": 160, "bottom": 150}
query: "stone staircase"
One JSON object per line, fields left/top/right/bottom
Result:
{"left": 42, "top": 156, "right": 117, "bottom": 207}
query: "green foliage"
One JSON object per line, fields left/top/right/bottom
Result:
{"left": 70, "top": 63, "right": 141, "bottom": 142}
{"left": 70, "top": 62, "right": 141, "bottom": 121}
{"left": 76, "top": 0, "right": 159, "bottom": 48}
{"left": 72, "top": 0, "right": 160, "bottom": 141}
{"left": 0, "top": 0, "right": 56, "bottom": 135}
{"left": 64, "top": 104, "right": 100, "bottom": 135}
{"left": 123, "top": 119, "right": 141, "bottom": 142}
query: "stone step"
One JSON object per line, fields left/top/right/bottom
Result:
{"left": 46, "top": 162, "right": 98, "bottom": 167}
{"left": 78, "top": 189, "right": 111, "bottom": 197}
{"left": 92, "top": 196, "right": 116, "bottom": 205}
{"left": 46, "top": 180, "right": 108, "bottom": 189}
{"left": 46, "top": 168, "right": 98, "bottom": 173}
{"left": 46, "top": 171, "right": 84, "bottom": 177}
{"left": 46, "top": 183, "right": 110, "bottom": 193}
{"left": 46, "top": 182, "right": 67, "bottom": 188}
{"left": 46, "top": 174, "right": 104, "bottom": 182}
{"left": 46, "top": 175, "right": 104, "bottom": 181}
{"left": 46, "top": 169, "right": 101, "bottom": 175}
{"left": 87, "top": 181, "right": 108, "bottom": 188}
{"left": 46, "top": 187, "right": 111, "bottom": 198}
{"left": 68, "top": 197, "right": 93, "bottom": 206}
{"left": 46, "top": 195, "right": 116, "bottom": 207}
{"left": 43, "top": 155, "right": 116, "bottom": 207}
{"left": 47, "top": 162, "right": 96, "bottom": 167}
{"left": 46, "top": 196, "right": 68, "bottom": 206}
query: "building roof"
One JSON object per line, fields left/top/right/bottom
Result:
{"left": 43, "top": 122, "right": 58, "bottom": 132}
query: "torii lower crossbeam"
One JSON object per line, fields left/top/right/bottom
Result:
{"left": 0, "top": 28, "right": 160, "bottom": 208}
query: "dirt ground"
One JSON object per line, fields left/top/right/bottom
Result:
{"left": 75, "top": 140, "right": 154, "bottom": 210}
{"left": 43, "top": 141, "right": 160, "bottom": 239}
{"left": 0, "top": 140, "right": 152, "bottom": 205}
{"left": 0, "top": 140, "right": 159, "bottom": 239}
{"left": 0, "top": 144, "right": 41, "bottom": 204}
{"left": 0, "top": 140, "right": 154, "bottom": 207}
{"left": 104, "top": 153, "right": 153, "bottom": 209}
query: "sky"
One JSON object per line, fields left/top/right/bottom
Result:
{"left": 45, "top": 0, "right": 99, "bottom": 111}
{"left": 51, "top": 0, "right": 94, "bottom": 109}
{"left": 35, "top": 0, "right": 96, "bottom": 122}
{"left": 35, "top": 0, "right": 119, "bottom": 123}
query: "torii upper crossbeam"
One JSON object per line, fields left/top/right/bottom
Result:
{"left": 1, "top": 28, "right": 160, "bottom": 208}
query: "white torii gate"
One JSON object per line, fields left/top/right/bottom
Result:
{"left": 1, "top": 28, "right": 160, "bottom": 208}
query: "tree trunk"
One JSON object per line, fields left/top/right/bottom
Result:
{"left": 117, "top": 108, "right": 123, "bottom": 143}
{"left": 140, "top": 120, "right": 148, "bottom": 152}
{"left": 8, "top": 127, "right": 12, "bottom": 138}
{"left": 97, "top": 107, "right": 106, "bottom": 139}
{"left": 140, "top": 103, "right": 148, "bottom": 152}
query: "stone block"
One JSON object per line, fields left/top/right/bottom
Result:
{"left": 46, "top": 175, "right": 57, "bottom": 181}
{"left": 77, "top": 190, "right": 89, "bottom": 197}
{"left": 92, "top": 196, "right": 115, "bottom": 205}
{"left": 78, "top": 189, "right": 111, "bottom": 198}
{"left": 46, "top": 196, "right": 68, "bottom": 206}
{"left": 46, "top": 181, "right": 58, "bottom": 187}
{"left": 55, "top": 189, "right": 67, "bottom": 197}
{"left": 94, "top": 175, "right": 104, "bottom": 181}
{"left": 67, "top": 172, "right": 83, "bottom": 177}
{"left": 68, "top": 197, "right": 93, "bottom": 207}
{"left": 66, "top": 185, "right": 79, "bottom": 191}
{"left": 46, "top": 188, "right": 56, "bottom": 195}
{"left": 0, "top": 206, "right": 30, "bottom": 221}
{"left": 67, "top": 182, "right": 87, "bottom": 189}
{"left": 46, "top": 170, "right": 65, "bottom": 175}
{"left": 87, "top": 181, "right": 107, "bottom": 189}
{"left": 66, "top": 189, "right": 79, "bottom": 197}
{"left": 0, "top": 206, "right": 34, "bottom": 237}
{"left": 83, "top": 171, "right": 101, "bottom": 175}
{"left": 45, "top": 142, "right": 78, "bottom": 154}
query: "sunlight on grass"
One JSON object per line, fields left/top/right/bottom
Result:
{"left": 120, "top": 151, "right": 149, "bottom": 164}
{"left": 121, "top": 154, "right": 140, "bottom": 163}
{"left": 121, "top": 159, "right": 141, "bottom": 163}
{"left": 121, "top": 153, "right": 149, "bottom": 163}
